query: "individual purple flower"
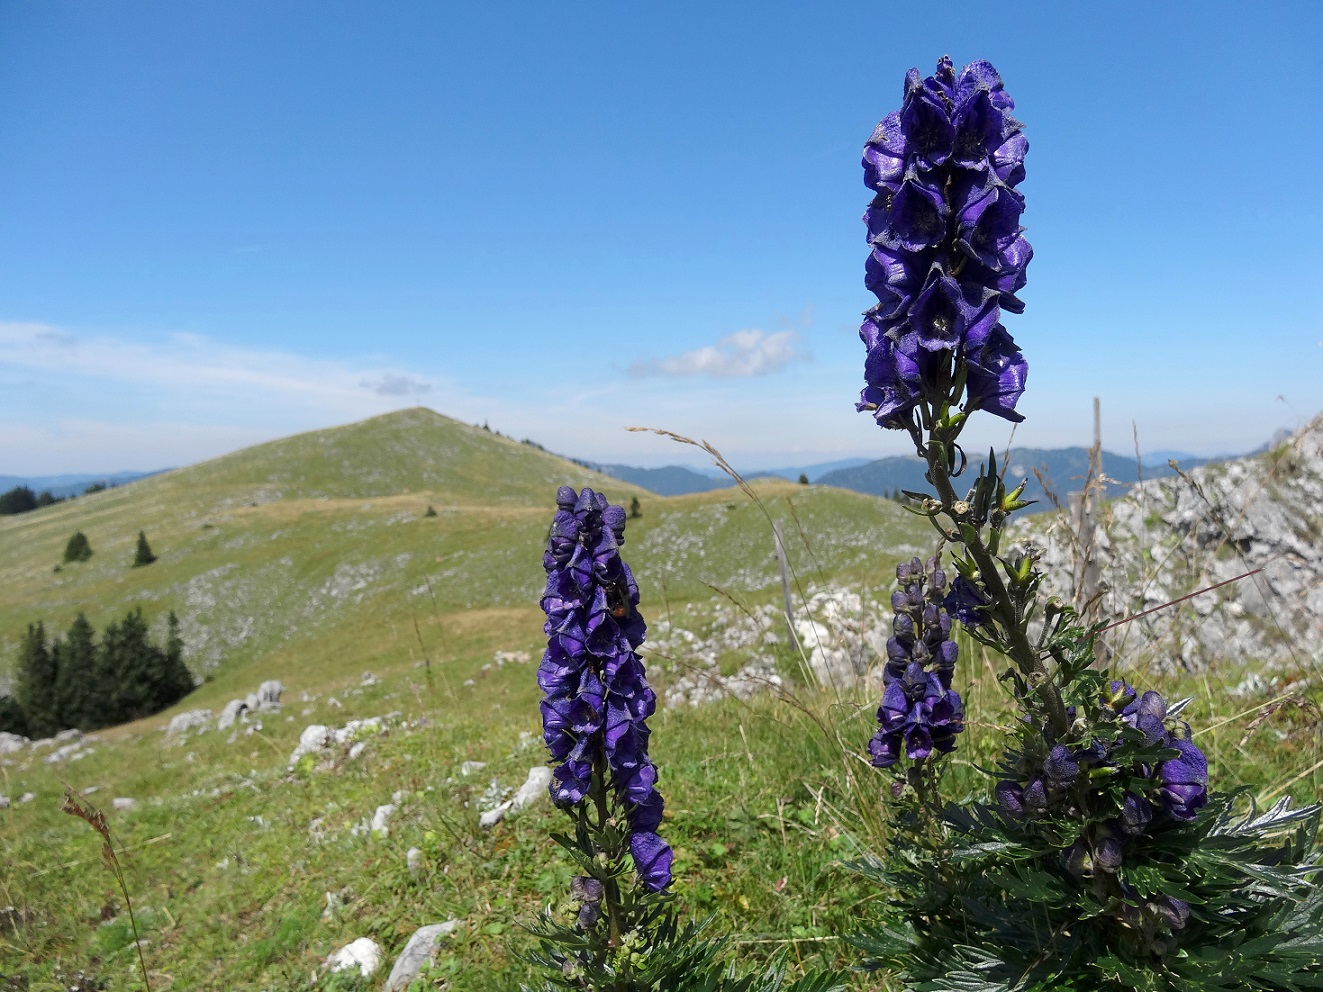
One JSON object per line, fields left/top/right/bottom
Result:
{"left": 1159, "top": 737, "right": 1209, "bottom": 821}
{"left": 539, "top": 486, "right": 671, "bottom": 891}
{"left": 944, "top": 574, "right": 991, "bottom": 629}
{"left": 858, "top": 57, "right": 1031, "bottom": 431}
{"left": 963, "top": 324, "right": 1028, "bottom": 423}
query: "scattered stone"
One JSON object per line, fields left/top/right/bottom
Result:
{"left": 111, "top": 798, "right": 137, "bottom": 811}
{"left": 256, "top": 680, "right": 284, "bottom": 708}
{"left": 479, "top": 766, "right": 553, "bottom": 828}
{"left": 165, "top": 709, "right": 213, "bottom": 739}
{"left": 459, "top": 760, "right": 486, "bottom": 777}
{"left": 288, "top": 725, "right": 334, "bottom": 768}
{"left": 19, "top": 792, "right": 34, "bottom": 804}
{"left": 360, "top": 671, "right": 379, "bottom": 687}
{"left": 321, "top": 890, "right": 343, "bottom": 920}
{"left": 43, "top": 739, "right": 95, "bottom": 764}
{"left": 0, "top": 732, "right": 29, "bottom": 754}
{"left": 371, "top": 803, "right": 396, "bottom": 838}
{"left": 406, "top": 847, "right": 423, "bottom": 874}
{"left": 347, "top": 741, "right": 367, "bottom": 761}
{"left": 494, "top": 650, "right": 531, "bottom": 666}
{"left": 325, "top": 936, "right": 381, "bottom": 978}
{"left": 327, "top": 696, "right": 343, "bottom": 709}
{"left": 0, "top": 795, "right": 8, "bottom": 809}
{"left": 81, "top": 786, "right": 99, "bottom": 795}
{"left": 54, "top": 728, "right": 82, "bottom": 743}
{"left": 217, "top": 699, "right": 248, "bottom": 731}
{"left": 383, "top": 921, "right": 463, "bottom": 992}
{"left": 463, "top": 678, "right": 476, "bottom": 686}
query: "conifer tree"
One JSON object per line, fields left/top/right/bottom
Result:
{"left": 162, "top": 611, "right": 195, "bottom": 703}
{"left": 0, "top": 485, "right": 38, "bottom": 515}
{"left": 15, "top": 622, "right": 59, "bottom": 738}
{"left": 63, "top": 531, "right": 93, "bottom": 563}
{"left": 104, "top": 609, "right": 162, "bottom": 723}
{"left": 131, "top": 531, "right": 156, "bottom": 567}
{"left": 55, "top": 614, "right": 98, "bottom": 730}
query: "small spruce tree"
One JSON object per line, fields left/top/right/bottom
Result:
{"left": 628, "top": 496, "right": 642, "bottom": 519}
{"left": 15, "top": 622, "right": 59, "bottom": 738}
{"left": 63, "top": 531, "right": 93, "bottom": 563}
{"left": 131, "top": 531, "right": 157, "bottom": 567}
{"left": 55, "top": 614, "right": 97, "bottom": 730}
{"left": 162, "top": 611, "right": 195, "bottom": 703}
{"left": 424, "top": 504, "right": 438, "bottom": 517}
{"left": 797, "top": 473, "right": 809, "bottom": 485}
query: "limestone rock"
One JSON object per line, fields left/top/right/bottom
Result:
{"left": 325, "top": 936, "right": 381, "bottom": 978}
{"left": 371, "top": 803, "right": 396, "bottom": 838}
{"left": 256, "top": 680, "right": 284, "bottom": 709}
{"left": 217, "top": 699, "right": 247, "bottom": 731}
{"left": 479, "top": 766, "right": 552, "bottom": 828}
{"left": 1017, "top": 414, "right": 1323, "bottom": 673}
{"left": 166, "top": 709, "right": 213, "bottom": 739}
{"left": 383, "top": 921, "right": 462, "bottom": 992}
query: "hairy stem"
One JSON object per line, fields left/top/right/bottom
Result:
{"left": 923, "top": 421, "right": 1070, "bottom": 737}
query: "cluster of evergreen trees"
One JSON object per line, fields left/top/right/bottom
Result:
{"left": 0, "top": 609, "right": 193, "bottom": 739}
{"left": 0, "top": 485, "right": 63, "bottom": 515}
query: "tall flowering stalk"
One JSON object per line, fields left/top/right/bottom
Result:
{"left": 540, "top": 485, "right": 672, "bottom": 895}
{"left": 848, "top": 58, "right": 1323, "bottom": 991}
{"left": 527, "top": 488, "right": 843, "bottom": 992}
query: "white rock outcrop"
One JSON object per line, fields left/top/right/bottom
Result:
{"left": 1021, "top": 415, "right": 1323, "bottom": 673}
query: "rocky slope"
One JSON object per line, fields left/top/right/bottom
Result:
{"left": 1021, "top": 414, "right": 1323, "bottom": 673}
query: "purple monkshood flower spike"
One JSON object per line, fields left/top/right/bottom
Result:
{"left": 538, "top": 485, "right": 672, "bottom": 892}
{"left": 870, "top": 556, "right": 964, "bottom": 768}
{"left": 858, "top": 57, "right": 1031, "bottom": 432}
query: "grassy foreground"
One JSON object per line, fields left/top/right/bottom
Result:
{"left": 3, "top": 619, "right": 1320, "bottom": 990}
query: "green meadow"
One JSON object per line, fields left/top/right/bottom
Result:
{"left": 2, "top": 409, "right": 1319, "bottom": 990}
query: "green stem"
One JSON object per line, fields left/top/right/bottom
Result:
{"left": 923, "top": 417, "right": 1070, "bottom": 738}
{"left": 589, "top": 751, "right": 626, "bottom": 952}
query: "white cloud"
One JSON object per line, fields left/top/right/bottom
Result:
{"left": 360, "top": 373, "right": 432, "bottom": 396}
{"left": 628, "top": 329, "right": 808, "bottom": 379}
{"left": 0, "top": 320, "right": 437, "bottom": 409}
{"left": 0, "top": 320, "right": 458, "bottom": 473}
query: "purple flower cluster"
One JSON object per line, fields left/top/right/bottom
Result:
{"left": 869, "top": 557, "right": 964, "bottom": 767}
{"left": 539, "top": 486, "right": 672, "bottom": 892}
{"left": 995, "top": 681, "right": 1209, "bottom": 893}
{"left": 997, "top": 682, "right": 1208, "bottom": 826}
{"left": 858, "top": 57, "right": 1031, "bottom": 430}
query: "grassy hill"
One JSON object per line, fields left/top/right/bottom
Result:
{"left": 0, "top": 408, "right": 652, "bottom": 685}
{"left": 0, "top": 410, "right": 927, "bottom": 701}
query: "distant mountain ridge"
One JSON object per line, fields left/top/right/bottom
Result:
{"left": 0, "top": 471, "right": 161, "bottom": 499}
{"left": 816, "top": 447, "right": 1215, "bottom": 512}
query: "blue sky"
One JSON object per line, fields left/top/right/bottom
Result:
{"left": 1, "top": 1, "right": 1320, "bottom": 475}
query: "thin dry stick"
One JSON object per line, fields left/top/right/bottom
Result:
{"left": 1098, "top": 568, "right": 1263, "bottom": 632}
{"left": 62, "top": 788, "right": 152, "bottom": 992}
{"left": 624, "top": 426, "right": 832, "bottom": 674}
